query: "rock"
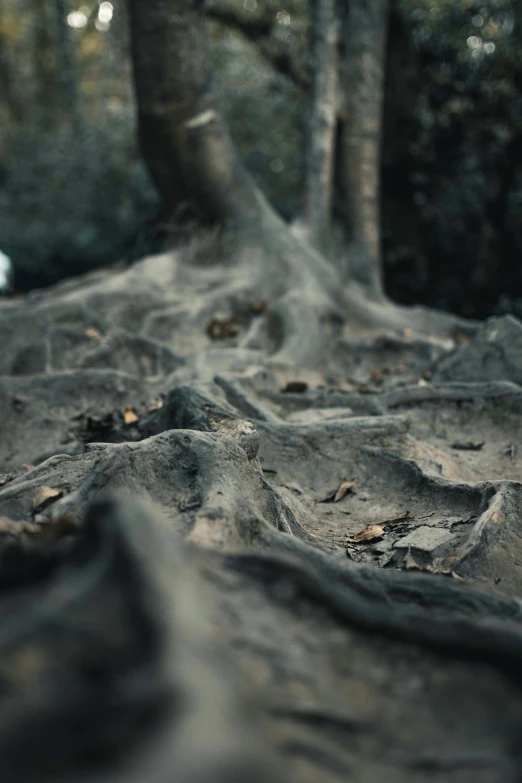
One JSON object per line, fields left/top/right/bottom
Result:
{"left": 433, "top": 315, "right": 522, "bottom": 385}
{"left": 393, "top": 526, "right": 455, "bottom": 553}
{"left": 373, "top": 539, "right": 393, "bottom": 554}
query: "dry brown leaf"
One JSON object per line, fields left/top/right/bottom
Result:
{"left": 334, "top": 480, "right": 357, "bottom": 503}
{"left": 206, "top": 317, "right": 241, "bottom": 340}
{"left": 282, "top": 381, "right": 308, "bottom": 393}
{"left": 123, "top": 406, "right": 139, "bottom": 424}
{"left": 454, "top": 333, "right": 471, "bottom": 345}
{"left": 320, "top": 480, "right": 357, "bottom": 503}
{"left": 0, "top": 514, "right": 77, "bottom": 542}
{"left": 249, "top": 300, "right": 268, "bottom": 315}
{"left": 403, "top": 549, "right": 420, "bottom": 570}
{"left": 0, "top": 516, "right": 31, "bottom": 534}
{"left": 451, "top": 440, "right": 484, "bottom": 451}
{"left": 370, "top": 369, "right": 386, "bottom": 384}
{"left": 352, "top": 525, "right": 385, "bottom": 543}
{"left": 32, "top": 486, "right": 63, "bottom": 512}
{"left": 85, "top": 327, "right": 102, "bottom": 341}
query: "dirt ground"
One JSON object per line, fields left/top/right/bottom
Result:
{"left": 1, "top": 247, "right": 522, "bottom": 782}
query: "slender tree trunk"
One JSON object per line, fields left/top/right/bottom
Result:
{"left": 32, "top": 0, "right": 60, "bottom": 124}
{"left": 0, "top": 19, "right": 23, "bottom": 123}
{"left": 54, "top": 0, "right": 83, "bottom": 136}
{"left": 338, "top": 0, "right": 389, "bottom": 296}
{"left": 127, "top": 0, "right": 264, "bottom": 225}
{"left": 303, "top": 0, "right": 339, "bottom": 253}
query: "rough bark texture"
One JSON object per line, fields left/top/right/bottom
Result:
{"left": 128, "top": 0, "right": 263, "bottom": 224}
{"left": 32, "top": 0, "right": 60, "bottom": 122}
{"left": 54, "top": 0, "right": 83, "bottom": 134}
{"left": 0, "top": 13, "right": 23, "bottom": 123}
{"left": 338, "top": 0, "right": 389, "bottom": 295}
{"left": 303, "top": 0, "right": 339, "bottom": 253}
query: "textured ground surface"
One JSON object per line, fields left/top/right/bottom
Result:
{"left": 1, "top": 248, "right": 522, "bottom": 782}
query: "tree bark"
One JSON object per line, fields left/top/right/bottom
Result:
{"left": 206, "top": 6, "right": 309, "bottom": 91}
{"left": 54, "top": 0, "right": 84, "bottom": 136}
{"left": 127, "top": 0, "right": 264, "bottom": 225}
{"left": 303, "top": 0, "right": 339, "bottom": 253}
{"left": 0, "top": 23, "right": 22, "bottom": 123}
{"left": 338, "top": 0, "right": 389, "bottom": 296}
{"left": 126, "top": 0, "right": 472, "bottom": 351}
{"left": 32, "top": 0, "right": 60, "bottom": 124}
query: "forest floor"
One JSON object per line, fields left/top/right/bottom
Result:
{"left": 1, "top": 243, "right": 522, "bottom": 782}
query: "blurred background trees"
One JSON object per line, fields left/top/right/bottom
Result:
{"left": 0, "top": 0, "right": 521, "bottom": 318}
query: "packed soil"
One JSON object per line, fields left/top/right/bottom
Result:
{"left": 1, "top": 245, "right": 522, "bottom": 782}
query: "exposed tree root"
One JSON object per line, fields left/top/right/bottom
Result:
{"left": 1, "top": 238, "right": 522, "bottom": 781}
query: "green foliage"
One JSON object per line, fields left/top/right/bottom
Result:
{"left": 0, "top": 0, "right": 521, "bottom": 316}
{"left": 387, "top": 0, "right": 522, "bottom": 315}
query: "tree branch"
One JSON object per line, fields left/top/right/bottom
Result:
{"left": 206, "top": 7, "right": 275, "bottom": 39}
{"left": 206, "top": 6, "right": 309, "bottom": 90}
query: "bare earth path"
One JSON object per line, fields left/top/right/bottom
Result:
{"left": 1, "top": 247, "right": 522, "bottom": 782}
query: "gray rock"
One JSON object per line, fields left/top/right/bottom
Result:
{"left": 393, "top": 526, "right": 455, "bottom": 553}
{"left": 433, "top": 315, "right": 522, "bottom": 385}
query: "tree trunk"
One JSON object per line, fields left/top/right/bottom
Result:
{"left": 0, "top": 19, "right": 23, "bottom": 123}
{"left": 338, "top": 0, "right": 389, "bottom": 297}
{"left": 32, "top": 0, "right": 60, "bottom": 124}
{"left": 126, "top": 0, "right": 473, "bottom": 355}
{"left": 54, "top": 0, "right": 83, "bottom": 136}
{"left": 55, "top": 0, "right": 84, "bottom": 143}
{"left": 127, "top": 0, "right": 264, "bottom": 226}
{"left": 303, "top": 0, "right": 339, "bottom": 253}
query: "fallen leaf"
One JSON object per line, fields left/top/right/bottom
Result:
{"left": 405, "top": 555, "right": 459, "bottom": 577}
{"left": 320, "top": 480, "right": 357, "bottom": 503}
{"left": 123, "top": 406, "right": 139, "bottom": 424}
{"left": 0, "top": 516, "right": 28, "bottom": 533}
{"left": 403, "top": 328, "right": 414, "bottom": 340}
{"left": 403, "top": 549, "right": 420, "bottom": 570}
{"left": 32, "top": 486, "right": 64, "bottom": 512}
{"left": 451, "top": 440, "right": 484, "bottom": 451}
{"left": 0, "top": 514, "right": 76, "bottom": 541}
{"left": 0, "top": 516, "right": 42, "bottom": 537}
{"left": 334, "top": 480, "right": 357, "bottom": 502}
{"left": 249, "top": 300, "right": 268, "bottom": 315}
{"left": 417, "top": 378, "right": 428, "bottom": 387}
{"left": 490, "top": 510, "right": 505, "bottom": 525}
{"left": 454, "top": 333, "right": 471, "bottom": 345}
{"left": 282, "top": 381, "right": 308, "bottom": 393}
{"left": 206, "top": 316, "right": 241, "bottom": 340}
{"left": 84, "top": 327, "right": 102, "bottom": 341}
{"left": 352, "top": 525, "right": 385, "bottom": 543}
{"left": 370, "top": 369, "right": 386, "bottom": 384}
